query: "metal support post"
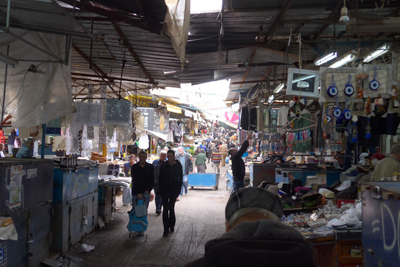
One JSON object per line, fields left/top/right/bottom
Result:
{"left": 41, "top": 124, "right": 46, "bottom": 159}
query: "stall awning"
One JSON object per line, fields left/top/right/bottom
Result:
{"left": 146, "top": 129, "right": 167, "bottom": 140}
{"left": 166, "top": 104, "right": 182, "bottom": 114}
{"left": 183, "top": 108, "right": 195, "bottom": 118}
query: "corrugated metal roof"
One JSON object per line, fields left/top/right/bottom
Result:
{"left": 2, "top": 0, "right": 400, "bottom": 104}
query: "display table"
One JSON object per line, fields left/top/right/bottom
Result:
{"left": 276, "top": 167, "right": 343, "bottom": 187}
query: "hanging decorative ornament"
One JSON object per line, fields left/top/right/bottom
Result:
{"left": 343, "top": 99, "right": 352, "bottom": 120}
{"left": 369, "top": 66, "right": 380, "bottom": 91}
{"left": 333, "top": 94, "right": 342, "bottom": 119}
{"left": 333, "top": 107, "right": 342, "bottom": 118}
{"left": 344, "top": 74, "right": 354, "bottom": 97}
{"left": 326, "top": 115, "right": 332, "bottom": 123}
{"left": 327, "top": 74, "right": 338, "bottom": 97}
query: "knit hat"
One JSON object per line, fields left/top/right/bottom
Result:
{"left": 371, "top": 153, "right": 385, "bottom": 161}
{"left": 225, "top": 187, "right": 283, "bottom": 221}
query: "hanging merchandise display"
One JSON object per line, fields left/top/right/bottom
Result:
{"left": 369, "top": 66, "right": 380, "bottom": 91}
{"left": 105, "top": 99, "right": 132, "bottom": 125}
{"left": 344, "top": 74, "right": 354, "bottom": 97}
{"left": 343, "top": 100, "right": 352, "bottom": 120}
{"left": 333, "top": 88, "right": 342, "bottom": 119}
{"left": 327, "top": 74, "right": 338, "bottom": 97}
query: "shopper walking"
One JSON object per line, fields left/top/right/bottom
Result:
{"left": 219, "top": 142, "right": 228, "bottom": 167}
{"left": 176, "top": 146, "right": 193, "bottom": 195}
{"left": 131, "top": 151, "right": 154, "bottom": 236}
{"left": 206, "top": 141, "right": 213, "bottom": 163}
{"left": 152, "top": 150, "right": 167, "bottom": 215}
{"left": 228, "top": 132, "right": 252, "bottom": 193}
{"left": 158, "top": 150, "right": 183, "bottom": 237}
{"left": 211, "top": 147, "right": 222, "bottom": 175}
{"left": 195, "top": 149, "right": 207, "bottom": 173}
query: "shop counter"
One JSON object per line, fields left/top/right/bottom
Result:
{"left": 0, "top": 158, "right": 54, "bottom": 267}
{"left": 51, "top": 162, "right": 99, "bottom": 253}
{"left": 362, "top": 182, "right": 400, "bottom": 267}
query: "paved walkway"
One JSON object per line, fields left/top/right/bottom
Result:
{"left": 65, "top": 162, "right": 231, "bottom": 267}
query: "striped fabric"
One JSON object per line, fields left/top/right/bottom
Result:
{"left": 212, "top": 152, "right": 222, "bottom": 163}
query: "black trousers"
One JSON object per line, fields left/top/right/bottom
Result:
{"left": 161, "top": 196, "right": 177, "bottom": 233}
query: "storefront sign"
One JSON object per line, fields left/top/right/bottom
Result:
{"left": 137, "top": 108, "right": 154, "bottom": 131}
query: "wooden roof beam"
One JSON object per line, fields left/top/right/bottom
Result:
{"left": 72, "top": 43, "right": 122, "bottom": 98}
{"left": 314, "top": 0, "right": 343, "bottom": 39}
{"left": 113, "top": 23, "right": 156, "bottom": 85}
{"left": 264, "top": 0, "right": 293, "bottom": 44}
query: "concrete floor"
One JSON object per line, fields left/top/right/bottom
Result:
{"left": 65, "top": 162, "right": 231, "bottom": 267}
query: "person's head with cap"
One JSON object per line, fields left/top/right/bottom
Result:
{"left": 371, "top": 153, "right": 385, "bottom": 166}
{"left": 225, "top": 187, "right": 283, "bottom": 232}
{"left": 390, "top": 144, "right": 400, "bottom": 161}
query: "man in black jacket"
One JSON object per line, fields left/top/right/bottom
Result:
{"left": 183, "top": 187, "right": 317, "bottom": 267}
{"left": 158, "top": 150, "right": 183, "bottom": 237}
{"left": 131, "top": 151, "right": 154, "bottom": 209}
{"left": 228, "top": 132, "right": 252, "bottom": 193}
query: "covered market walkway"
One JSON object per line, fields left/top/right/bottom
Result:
{"left": 63, "top": 163, "right": 230, "bottom": 267}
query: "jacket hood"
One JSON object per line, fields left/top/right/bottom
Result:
{"left": 201, "top": 220, "right": 316, "bottom": 267}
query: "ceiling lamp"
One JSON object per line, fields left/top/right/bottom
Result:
{"left": 329, "top": 50, "right": 357, "bottom": 68}
{"left": 363, "top": 43, "right": 390, "bottom": 63}
{"left": 273, "top": 83, "right": 285, "bottom": 93}
{"left": 339, "top": 0, "right": 349, "bottom": 22}
{"left": 267, "top": 95, "right": 274, "bottom": 104}
{"left": 315, "top": 52, "right": 337, "bottom": 66}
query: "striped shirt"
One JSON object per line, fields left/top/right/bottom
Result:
{"left": 212, "top": 152, "right": 222, "bottom": 163}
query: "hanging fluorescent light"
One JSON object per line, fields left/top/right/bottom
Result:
{"left": 314, "top": 52, "right": 337, "bottom": 66}
{"left": 267, "top": 95, "right": 274, "bottom": 104}
{"left": 329, "top": 50, "right": 357, "bottom": 68}
{"left": 363, "top": 43, "right": 390, "bottom": 63}
{"left": 273, "top": 83, "right": 285, "bottom": 93}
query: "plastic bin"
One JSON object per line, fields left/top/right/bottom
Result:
{"left": 188, "top": 173, "right": 219, "bottom": 189}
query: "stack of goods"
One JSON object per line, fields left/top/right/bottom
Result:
{"left": 91, "top": 152, "right": 107, "bottom": 163}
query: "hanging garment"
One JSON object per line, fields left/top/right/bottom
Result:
{"left": 277, "top": 107, "right": 289, "bottom": 133}
{"left": 138, "top": 134, "right": 149, "bottom": 149}
{"left": 240, "top": 107, "right": 249, "bottom": 130}
{"left": 249, "top": 108, "right": 257, "bottom": 130}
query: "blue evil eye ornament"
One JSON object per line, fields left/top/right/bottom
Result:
{"left": 343, "top": 109, "right": 352, "bottom": 120}
{"left": 344, "top": 75, "right": 354, "bottom": 97}
{"left": 333, "top": 107, "right": 342, "bottom": 118}
{"left": 327, "top": 74, "right": 338, "bottom": 97}
{"left": 370, "top": 79, "right": 380, "bottom": 91}
{"left": 326, "top": 115, "right": 332, "bottom": 123}
{"left": 370, "top": 66, "right": 380, "bottom": 91}
{"left": 327, "top": 86, "right": 338, "bottom": 97}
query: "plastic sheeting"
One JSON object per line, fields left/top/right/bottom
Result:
{"left": 0, "top": 29, "right": 73, "bottom": 128}
{"left": 163, "top": 0, "right": 190, "bottom": 65}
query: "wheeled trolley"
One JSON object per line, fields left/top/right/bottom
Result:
{"left": 188, "top": 173, "right": 219, "bottom": 189}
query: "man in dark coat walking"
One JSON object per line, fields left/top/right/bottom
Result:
{"left": 158, "top": 150, "right": 183, "bottom": 237}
